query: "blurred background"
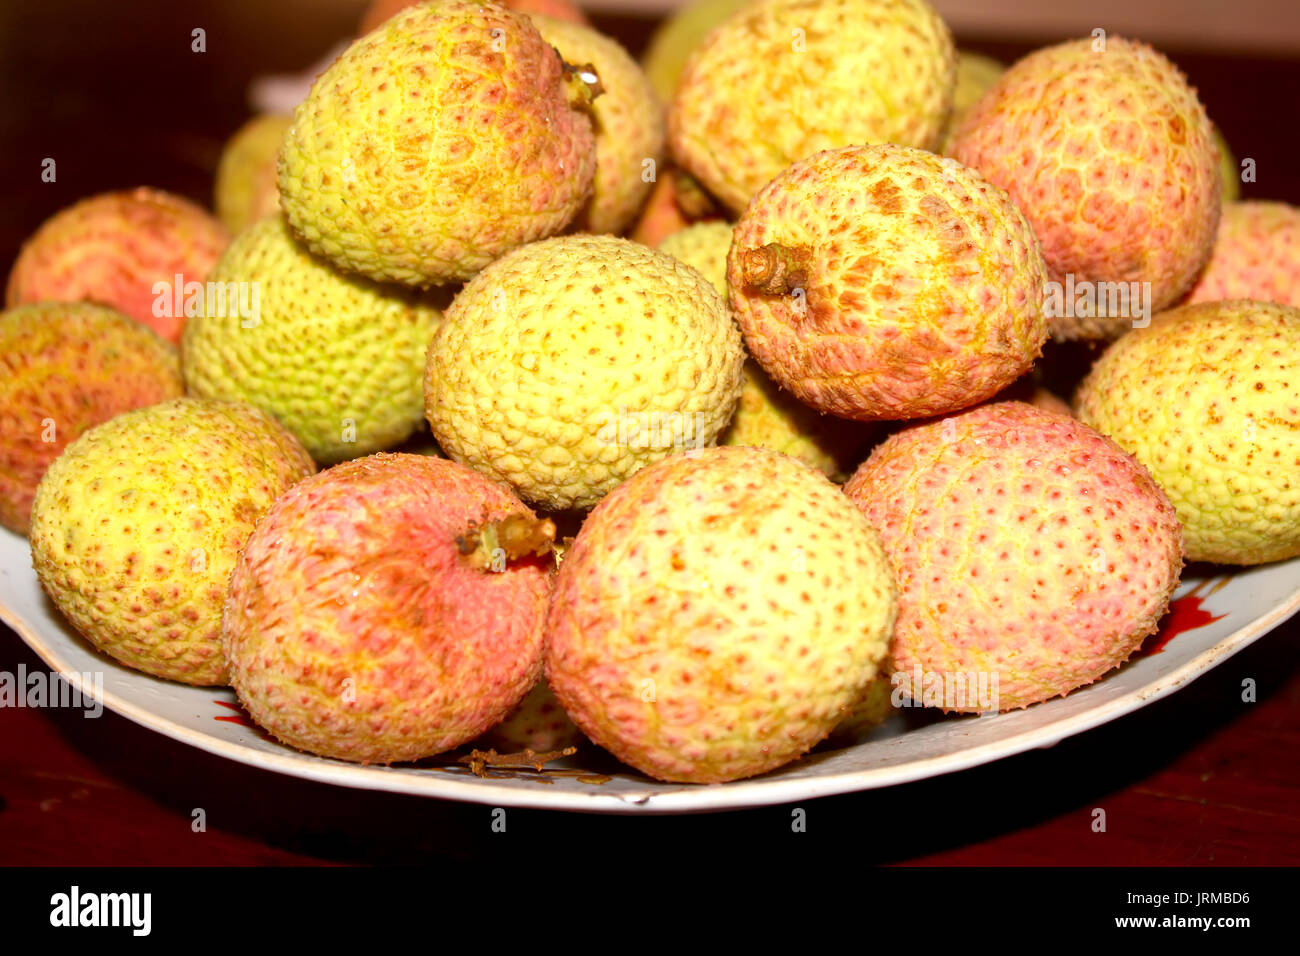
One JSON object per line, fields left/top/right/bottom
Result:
{"left": 0, "top": 0, "right": 1296, "bottom": 276}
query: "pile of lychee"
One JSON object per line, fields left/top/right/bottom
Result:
{"left": 2, "top": 0, "right": 1298, "bottom": 785}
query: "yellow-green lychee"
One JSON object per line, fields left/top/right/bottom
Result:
{"left": 1213, "top": 124, "right": 1241, "bottom": 202}
{"left": 640, "top": 0, "right": 753, "bottom": 105}
{"left": 213, "top": 114, "right": 292, "bottom": 234}
{"left": 29, "top": 398, "right": 315, "bottom": 685}
{"left": 0, "top": 303, "right": 184, "bottom": 534}
{"left": 224, "top": 453, "right": 553, "bottom": 764}
{"left": 477, "top": 680, "right": 583, "bottom": 753}
{"left": 531, "top": 15, "right": 664, "bottom": 235}
{"left": 545, "top": 445, "right": 897, "bottom": 783}
{"left": 278, "top": 0, "right": 597, "bottom": 286}
{"left": 660, "top": 221, "right": 873, "bottom": 477}
{"left": 182, "top": 216, "right": 444, "bottom": 464}
{"left": 939, "top": 50, "right": 1004, "bottom": 151}
{"left": 729, "top": 144, "right": 1048, "bottom": 421}
{"left": 1075, "top": 300, "right": 1300, "bottom": 565}
{"left": 1184, "top": 201, "right": 1300, "bottom": 307}
{"left": 425, "top": 234, "right": 744, "bottom": 510}
{"left": 950, "top": 36, "right": 1221, "bottom": 337}
{"left": 669, "top": 0, "right": 956, "bottom": 214}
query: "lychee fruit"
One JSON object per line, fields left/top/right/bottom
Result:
{"left": 659, "top": 221, "right": 873, "bottom": 478}
{"left": 425, "top": 234, "right": 744, "bottom": 511}
{"left": 224, "top": 453, "right": 554, "bottom": 764}
{"left": 940, "top": 50, "right": 1004, "bottom": 149}
{"left": 950, "top": 36, "right": 1220, "bottom": 336}
{"left": 1213, "top": 124, "right": 1241, "bottom": 202}
{"left": 729, "top": 143, "right": 1048, "bottom": 421}
{"left": 530, "top": 15, "right": 664, "bottom": 235}
{"left": 6, "top": 188, "right": 230, "bottom": 343}
{"left": 844, "top": 401, "right": 1183, "bottom": 712}
{"left": 627, "top": 168, "right": 712, "bottom": 247}
{"left": 1184, "top": 201, "right": 1300, "bottom": 307}
{"left": 213, "top": 113, "right": 292, "bottom": 234}
{"left": 278, "top": 0, "right": 597, "bottom": 286}
{"left": 1075, "top": 300, "right": 1300, "bottom": 565}
{"left": 182, "top": 215, "right": 444, "bottom": 464}
{"left": 670, "top": 0, "right": 956, "bottom": 214}
{"left": 0, "top": 303, "right": 184, "bottom": 534}
{"left": 640, "top": 0, "right": 753, "bottom": 105}
{"left": 477, "top": 680, "right": 584, "bottom": 753}
{"left": 29, "top": 398, "right": 315, "bottom": 685}
{"left": 545, "top": 445, "right": 897, "bottom": 783}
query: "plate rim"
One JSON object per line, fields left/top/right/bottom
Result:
{"left": 3, "top": 573, "right": 1297, "bottom": 814}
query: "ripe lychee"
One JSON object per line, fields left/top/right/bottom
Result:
{"left": 545, "top": 445, "right": 897, "bottom": 783}
{"left": 1184, "top": 201, "right": 1300, "bottom": 307}
{"left": 6, "top": 188, "right": 229, "bottom": 343}
{"left": 425, "top": 234, "right": 744, "bottom": 510}
{"left": 1075, "top": 300, "right": 1300, "bottom": 565}
{"left": 278, "top": 0, "right": 597, "bottom": 286}
{"left": 213, "top": 113, "right": 292, "bottom": 234}
{"left": 729, "top": 144, "right": 1048, "bottom": 421}
{"left": 477, "top": 680, "right": 583, "bottom": 753}
{"left": 844, "top": 401, "right": 1183, "bottom": 712}
{"left": 182, "top": 216, "right": 444, "bottom": 463}
{"left": 660, "top": 221, "right": 873, "bottom": 477}
{"left": 640, "top": 0, "right": 753, "bottom": 105}
{"left": 530, "top": 15, "right": 664, "bottom": 235}
{"left": 950, "top": 36, "right": 1220, "bottom": 336}
{"left": 224, "top": 453, "right": 554, "bottom": 764}
{"left": 670, "top": 0, "right": 956, "bottom": 213}
{"left": 0, "top": 303, "right": 184, "bottom": 534}
{"left": 29, "top": 398, "right": 315, "bottom": 685}
{"left": 940, "top": 50, "right": 1004, "bottom": 149}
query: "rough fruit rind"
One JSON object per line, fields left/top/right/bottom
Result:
{"left": 845, "top": 402, "right": 1183, "bottom": 712}
{"left": 425, "top": 234, "right": 744, "bottom": 510}
{"left": 0, "top": 302, "right": 184, "bottom": 534}
{"left": 225, "top": 453, "right": 552, "bottom": 764}
{"left": 1184, "top": 201, "right": 1300, "bottom": 307}
{"left": 182, "top": 216, "right": 444, "bottom": 464}
{"left": 729, "top": 144, "right": 1048, "bottom": 421}
{"left": 279, "top": 0, "right": 596, "bottom": 286}
{"left": 545, "top": 445, "right": 897, "bottom": 783}
{"left": 213, "top": 114, "right": 293, "bottom": 234}
{"left": 1075, "top": 300, "right": 1300, "bottom": 565}
{"left": 670, "top": 0, "right": 956, "bottom": 213}
{"left": 29, "top": 398, "right": 315, "bottom": 686}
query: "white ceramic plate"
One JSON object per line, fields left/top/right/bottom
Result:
{"left": 2, "top": 523, "right": 1297, "bottom": 813}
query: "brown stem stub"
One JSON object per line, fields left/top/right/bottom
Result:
{"left": 740, "top": 243, "right": 811, "bottom": 296}
{"left": 559, "top": 53, "right": 604, "bottom": 102}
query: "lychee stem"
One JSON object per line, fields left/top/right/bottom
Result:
{"left": 559, "top": 54, "right": 603, "bottom": 105}
{"left": 672, "top": 168, "right": 717, "bottom": 219}
{"left": 459, "top": 746, "right": 578, "bottom": 775}
{"left": 456, "top": 514, "right": 557, "bottom": 571}
{"left": 739, "top": 243, "right": 812, "bottom": 295}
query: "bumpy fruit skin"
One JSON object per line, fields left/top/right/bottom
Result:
{"left": 641, "top": 0, "right": 753, "bottom": 105}
{"left": 477, "top": 680, "right": 583, "bottom": 753}
{"left": 660, "top": 222, "right": 873, "bottom": 477}
{"left": 183, "top": 216, "right": 443, "bottom": 464}
{"left": 29, "top": 398, "right": 314, "bottom": 685}
{"left": 670, "top": 0, "right": 956, "bottom": 213}
{"left": 225, "top": 454, "right": 552, "bottom": 764}
{"left": 730, "top": 144, "right": 1048, "bottom": 421}
{"left": 1185, "top": 202, "right": 1300, "bottom": 307}
{"left": 279, "top": 0, "right": 596, "bottom": 286}
{"left": 845, "top": 402, "right": 1183, "bottom": 712}
{"left": 358, "top": 0, "right": 588, "bottom": 34}
{"left": 545, "top": 446, "right": 897, "bottom": 783}
{"left": 0, "top": 303, "right": 184, "bottom": 534}
{"left": 531, "top": 16, "right": 664, "bottom": 235}
{"left": 825, "top": 672, "right": 894, "bottom": 744}
{"left": 627, "top": 171, "right": 697, "bottom": 247}
{"left": 1075, "top": 301, "right": 1300, "bottom": 565}
{"left": 425, "top": 234, "right": 744, "bottom": 510}
{"left": 950, "top": 36, "right": 1220, "bottom": 337}
{"left": 213, "top": 114, "right": 292, "bottom": 234}
{"left": 6, "top": 188, "right": 230, "bottom": 343}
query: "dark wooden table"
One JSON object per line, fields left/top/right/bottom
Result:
{"left": 2, "top": 1, "right": 1297, "bottom": 865}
